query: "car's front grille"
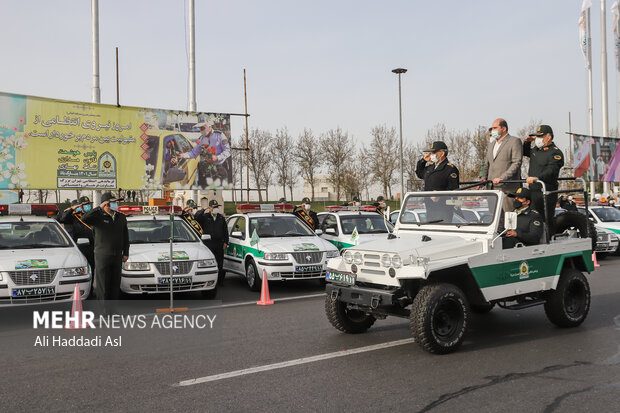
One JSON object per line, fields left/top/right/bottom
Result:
{"left": 129, "top": 281, "right": 209, "bottom": 293}
{"left": 280, "top": 270, "right": 325, "bottom": 279}
{"left": 291, "top": 252, "right": 323, "bottom": 264}
{"left": 154, "top": 261, "right": 194, "bottom": 275}
{"left": 8, "top": 270, "right": 58, "bottom": 286}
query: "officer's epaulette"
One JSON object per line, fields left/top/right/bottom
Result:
{"left": 447, "top": 162, "right": 454, "bottom": 167}
{"left": 553, "top": 146, "right": 559, "bottom": 150}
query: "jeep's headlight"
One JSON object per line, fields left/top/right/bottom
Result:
{"left": 343, "top": 250, "right": 353, "bottom": 264}
{"left": 263, "top": 252, "right": 288, "bottom": 260}
{"left": 198, "top": 259, "right": 216, "bottom": 267}
{"left": 381, "top": 254, "right": 392, "bottom": 267}
{"left": 413, "top": 256, "right": 430, "bottom": 266}
{"left": 123, "top": 262, "right": 150, "bottom": 271}
{"left": 391, "top": 254, "right": 402, "bottom": 269}
{"left": 60, "top": 267, "right": 88, "bottom": 277}
{"left": 353, "top": 252, "right": 363, "bottom": 265}
{"left": 326, "top": 250, "right": 339, "bottom": 259}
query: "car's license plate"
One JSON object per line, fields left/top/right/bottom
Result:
{"left": 326, "top": 271, "right": 356, "bottom": 286}
{"left": 295, "top": 265, "right": 322, "bottom": 273}
{"left": 158, "top": 277, "right": 192, "bottom": 285}
{"left": 12, "top": 286, "right": 55, "bottom": 297}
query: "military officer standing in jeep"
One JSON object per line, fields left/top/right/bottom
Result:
{"left": 523, "top": 124, "right": 564, "bottom": 225}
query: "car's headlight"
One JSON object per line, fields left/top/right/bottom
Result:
{"left": 343, "top": 250, "right": 353, "bottom": 264}
{"left": 59, "top": 267, "right": 88, "bottom": 277}
{"left": 197, "top": 258, "right": 216, "bottom": 267}
{"left": 263, "top": 252, "right": 288, "bottom": 260}
{"left": 353, "top": 252, "right": 363, "bottom": 265}
{"left": 123, "top": 262, "right": 150, "bottom": 271}
{"left": 326, "top": 250, "right": 339, "bottom": 259}
{"left": 381, "top": 254, "right": 391, "bottom": 267}
{"left": 391, "top": 254, "right": 402, "bottom": 269}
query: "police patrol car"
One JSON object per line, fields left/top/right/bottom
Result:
{"left": 224, "top": 204, "right": 340, "bottom": 291}
{"left": 554, "top": 207, "right": 619, "bottom": 257}
{"left": 119, "top": 206, "right": 218, "bottom": 297}
{"left": 324, "top": 188, "right": 594, "bottom": 354}
{"left": 0, "top": 204, "right": 91, "bottom": 306}
{"left": 317, "top": 206, "right": 394, "bottom": 250}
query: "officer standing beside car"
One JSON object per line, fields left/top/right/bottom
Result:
{"left": 294, "top": 197, "right": 319, "bottom": 231}
{"left": 180, "top": 199, "right": 204, "bottom": 236}
{"left": 57, "top": 196, "right": 95, "bottom": 274}
{"left": 372, "top": 195, "right": 387, "bottom": 217}
{"left": 81, "top": 192, "right": 129, "bottom": 305}
{"left": 523, "top": 125, "right": 564, "bottom": 226}
{"left": 195, "top": 200, "right": 228, "bottom": 285}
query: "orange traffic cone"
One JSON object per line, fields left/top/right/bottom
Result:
{"left": 592, "top": 251, "right": 600, "bottom": 268}
{"left": 256, "top": 269, "right": 274, "bottom": 305}
{"left": 67, "top": 283, "right": 83, "bottom": 329}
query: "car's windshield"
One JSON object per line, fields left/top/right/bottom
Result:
{"left": 0, "top": 221, "right": 72, "bottom": 249}
{"left": 249, "top": 216, "right": 315, "bottom": 237}
{"left": 401, "top": 193, "right": 497, "bottom": 226}
{"left": 591, "top": 207, "right": 620, "bottom": 222}
{"left": 340, "top": 215, "right": 393, "bottom": 234}
{"left": 127, "top": 219, "right": 199, "bottom": 243}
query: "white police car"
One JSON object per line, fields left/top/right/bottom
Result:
{"left": 0, "top": 204, "right": 91, "bottom": 306}
{"left": 317, "top": 207, "right": 393, "bottom": 250}
{"left": 555, "top": 207, "right": 620, "bottom": 257}
{"left": 120, "top": 208, "right": 218, "bottom": 297}
{"left": 224, "top": 204, "right": 340, "bottom": 291}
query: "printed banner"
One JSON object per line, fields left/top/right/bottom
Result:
{"left": 572, "top": 133, "right": 620, "bottom": 182}
{"left": 0, "top": 91, "right": 232, "bottom": 190}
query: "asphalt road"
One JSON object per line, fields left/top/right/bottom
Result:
{"left": 1, "top": 257, "right": 619, "bottom": 412}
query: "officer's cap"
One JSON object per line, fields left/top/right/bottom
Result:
{"left": 186, "top": 199, "right": 197, "bottom": 208}
{"left": 78, "top": 196, "right": 92, "bottom": 205}
{"left": 423, "top": 141, "right": 448, "bottom": 152}
{"left": 508, "top": 187, "right": 532, "bottom": 200}
{"left": 377, "top": 196, "right": 385, "bottom": 202}
{"left": 208, "top": 199, "right": 220, "bottom": 207}
{"left": 101, "top": 192, "right": 124, "bottom": 203}
{"left": 70, "top": 199, "right": 79, "bottom": 206}
{"left": 301, "top": 197, "right": 311, "bottom": 204}
{"left": 529, "top": 124, "right": 554, "bottom": 137}
{"left": 278, "top": 197, "right": 287, "bottom": 203}
{"left": 352, "top": 196, "right": 360, "bottom": 202}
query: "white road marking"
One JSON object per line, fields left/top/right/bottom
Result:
{"left": 188, "top": 293, "right": 326, "bottom": 312}
{"left": 175, "top": 338, "right": 416, "bottom": 386}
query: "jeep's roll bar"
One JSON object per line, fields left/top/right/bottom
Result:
{"left": 459, "top": 177, "right": 589, "bottom": 242}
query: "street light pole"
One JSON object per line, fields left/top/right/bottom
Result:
{"left": 392, "top": 68, "right": 407, "bottom": 207}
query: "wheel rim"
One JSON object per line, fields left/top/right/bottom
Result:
{"left": 246, "top": 265, "right": 256, "bottom": 287}
{"left": 564, "top": 279, "right": 586, "bottom": 318}
{"left": 432, "top": 298, "right": 463, "bottom": 341}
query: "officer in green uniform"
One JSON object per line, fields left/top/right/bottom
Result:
{"left": 293, "top": 197, "right": 319, "bottom": 230}
{"left": 81, "top": 192, "right": 129, "bottom": 306}
{"left": 523, "top": 125, "right": 564, "bottom": 225}
{"left": 195, "top": 200, "right": 228, "bottom": 285}
{"left": 57, "top": 196, "right": 95, "bottom": 278}
{"left": 415, "top": 141, "right": 460, "bottom": 191}
{"left": 503, "top": 187, "right": 544, "bottom": 248}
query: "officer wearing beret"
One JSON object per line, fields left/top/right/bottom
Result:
{"left": 57, "top": 196, "right": 95, "bottom": 277}
{"left": 415, "top": 141, "right": 460, "bottom": 191}
{"left": 294, "top": 197, "right": 319, "bottom": 230}
{"left": 503, "top": 187, "right": 544, "bottom": 248}
{"left": 180, "top": 199, "right": 203, "bottom": 236}
{"left": 523, "top": 125, "right": 564, "bottom": 224}
{"left": 81, "top": 192, "right": 129, "bottom": 304}
{"left": 195, "top": 200, "right": 228, "bottom": 285}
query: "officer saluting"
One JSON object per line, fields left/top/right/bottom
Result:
{"left": 523, "top": 124, "right": 564, "bottom": 224}
{"left": 57, "top": 196, "right": 95, "bottom": 274}
{"left": 415, "top": 141, "right": 459, "bottom": 191}
{"left": 372, "top": 195, "right": 387, "bottom": 217}
{"left": 180, "top": 199, "right": 204, "bottom": 236}
{"left": 195, "top": 200, "right": 228, "bottom": 285}
{"left": 294, "top": 197, "right": 319, "bottom": 231}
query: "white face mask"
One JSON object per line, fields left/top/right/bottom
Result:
{"left": 304, "top": 204, "right": 311, "bottom": 211}
{"left": 355, "top": 202, "right": 361, "bottom": 207}
{"left": 212, "top": 208, "right": 219, "bottom": 215}
{"left": 534, "top": 137, "right": 545, "bottom": 149}
{"left": 430, "top": 153, "right": 439, "bottom": 163}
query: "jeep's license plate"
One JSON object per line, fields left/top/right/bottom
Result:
{"left": 12, "top": 286, "right": 55, "bottom": 297}
{"left": 295, "top": 265, "right": 322, "bottom": 273}
{"left": 158, "top": 277, "right": 192, "bottom": 285}
{"left": 326, "top": 271, "right": 356, "bottom": 286}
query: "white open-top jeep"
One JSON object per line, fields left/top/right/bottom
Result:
{"left": 324, "top": 186, "right": 595, "bottom": 354}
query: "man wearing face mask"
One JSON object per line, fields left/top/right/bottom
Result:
{"left": 195, "top": 200, "right": 228, "bottom": 285}
{"left": 81, "top": 192, "right": 129, "bottom": 304}
{"left": 415, "top": 141, "right": 460, "bottom": 191}
{"left": 294, "top": 197, "right": 319, "bottom": 230}
{"left": 503, "top": 187, "right": 543, "bottom": 248}
{"left": 180, "top": 199, "right": 204, "bottom": 236}
{"left": 523, "top": 125, "right": 564, "bottom": 225}
{"left": 57, "top": 196, "right": 95, "bottom": 274}
{"left": 481, "top": 118, "right": 523, "bottom": 212}
{"left": 372, "top": 195, "right": 387, "bottom": 217}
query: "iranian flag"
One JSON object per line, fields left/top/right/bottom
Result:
{"left": 574, "top": 135, "right": 591, "bottom": 178}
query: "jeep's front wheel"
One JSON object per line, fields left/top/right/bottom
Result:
{"left": 325, "top": 295, "right": 376, "bottom": 334}
{"left": 544, "top": 268, "right": 590, "bottom": 327}
{"left": 410, "top": 283, "right": 469, "bottom": 354}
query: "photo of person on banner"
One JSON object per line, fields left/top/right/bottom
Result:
{"left": 172, "top": 117, "right": 232, "bottom": 188}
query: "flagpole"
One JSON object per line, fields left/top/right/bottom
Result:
{"left": 588, "top": 7, "right": 596, "bottom": 199}
{"left": 188, "top": 0, "right": 199, "bottom": 206}
{"left": 91, "top": 0, "right": 101, "bottom": 206}
{"left": 602, "top": 0, "right": 611, "bottom": 195}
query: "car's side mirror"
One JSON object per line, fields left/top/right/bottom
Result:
{"left": 325, "top": 228, "right": 336, "bottom": 235}
{"left": 201, "top": 234, "right": 211, "bottom": 241}
{"left": 315, "top": 229, "right": 323, "bottom": 235}
{"left": 77, "top": 238, "right": 90, "bottom": 245}
{"left": 504, "top": 212, "right": 517, "bottom": 230}
{"left": 231, "top": 231, "right": 243, "bottom": 238}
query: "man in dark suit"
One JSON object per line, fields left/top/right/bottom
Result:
{"left": 195, "top": 200, "right": 228, "bottom": 285}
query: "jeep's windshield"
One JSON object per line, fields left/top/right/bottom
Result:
{"left": 400, "top": 193, "right": 497, "bottom": 226}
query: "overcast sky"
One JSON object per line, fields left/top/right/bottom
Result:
{"left": 1, "top": 0, "right": 617, "bottom": 159}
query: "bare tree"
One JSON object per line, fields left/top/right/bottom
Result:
{"left": 295, "top": 128, "right": 323, "bottom": 201}
{"left": 230, "top": 136, "right": 247, "bottom": 202}
{"left": 357, "top": 145, "right": 373, "bottom": 200}
{"left": 342, "top": 148, "right": 366, "bottom": 200}
{"left": 247, "top": 128, "right": 273, "bottom": 202}
{"left": 320, "top": 128, "right": 353, "bottom": 201}
{"left": 364, "top": 125, "right": 398, "bottom": 200}
{"left": 472, "top": 125, "right": 490, "bottom": 180}
{"left": 271, "top": 127, "right": 294, "bottom": 200}
{"left": 515, "top": 118, "right": 543, "bottom": 180}
{"left": 286, "top": 163, "right": 296, "bottom": 202}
